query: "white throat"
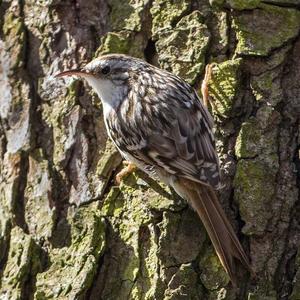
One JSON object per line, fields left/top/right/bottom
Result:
{"left": 85, "top": 76, "right": 123, "bottom": 118}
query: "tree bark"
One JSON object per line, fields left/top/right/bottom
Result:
{"left": 0, "top": 0, "right": 300, "bottom": 299}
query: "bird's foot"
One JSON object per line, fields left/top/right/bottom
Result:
{"left": 115, "top": 161, "right": 136, "bottom": 184}
{"left": 201, "top": 64, "right": 216, "bottom": 110}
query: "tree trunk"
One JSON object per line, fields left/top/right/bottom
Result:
{"left": 0, "top": 0, "right": 300, "bottom": 299}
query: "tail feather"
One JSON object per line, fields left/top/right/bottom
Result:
{"left": 175, "top": 178, "right": 252, "bottom": 285}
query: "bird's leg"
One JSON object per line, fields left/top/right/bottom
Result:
{"left": 115, "top": 161, "right": 136, "bottom": 184}
{"left": 201, "top": 64, "right": 216, "bottom": 110}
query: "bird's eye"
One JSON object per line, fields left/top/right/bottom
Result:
{"left": 101, "top": 66, "right": 110, "bottom": 75}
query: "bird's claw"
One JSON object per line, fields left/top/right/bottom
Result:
{"left": 115, "top": 161, "right": 136, "bottom": 184}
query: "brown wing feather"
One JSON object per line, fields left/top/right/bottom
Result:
{"left": 114, "top": 84, "right": 221, "bottom": 188}
{"left": 145, "top": 102, "right": 220, "bottom": 188}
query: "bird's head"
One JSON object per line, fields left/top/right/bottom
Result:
{"left": 56, "top": 54, "right": 145, "bottom": 110}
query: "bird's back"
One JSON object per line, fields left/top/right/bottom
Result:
{"left": 106, "top": 64, "right": 221, "bottom": 189}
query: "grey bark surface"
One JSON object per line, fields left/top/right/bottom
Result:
{"left": 0, "top": 0, "right": 300, "bottom": 299}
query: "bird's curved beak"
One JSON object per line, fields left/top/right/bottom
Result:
{"left": 55, "top": 69, "right": 92, "bottom": 78}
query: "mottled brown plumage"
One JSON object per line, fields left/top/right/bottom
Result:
{"left": 56, "top": 54, "right": 252, "bottom": 284}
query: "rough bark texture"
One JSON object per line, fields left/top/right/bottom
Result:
{"left": 0, "top": 0, "right": 300, "bottom": 299}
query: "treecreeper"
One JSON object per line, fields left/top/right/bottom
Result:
{"left": 56, "top": 54, "right": 252, "bottom": 285}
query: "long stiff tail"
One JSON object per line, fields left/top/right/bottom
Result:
{"left": 175, "top": 178, "right": 252, "bottom": 285}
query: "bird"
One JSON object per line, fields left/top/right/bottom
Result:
{"left": 56, "top": 54, "right": 252, "bottom": 285}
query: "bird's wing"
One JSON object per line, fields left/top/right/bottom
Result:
{"left": 145, "top": 98, "right": 220, "bottom": 188}
{"left": 116, "top": 72, "right": 221, "bottom": 189}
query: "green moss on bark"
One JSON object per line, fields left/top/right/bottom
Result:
{"left": 98, "top": 174, "right": 209, "bottom": 299}
{"left": 41, "top": 81, "right": 78, "bottom": 167}
{"left": 163, "top": 264, "right": 203, "bottom": 299}
{"left": 234, "top": 159, "right": 276, "bottom": 235}
{"left": 108, "top": 0, "right": 151, "bottom": 32}
{"left": 235, "top": 106, "right": 280, "bottom": 161}
{"left": 207, "top": 58, "right": 243, "bottom": 117}
{"left": 235, "top": 120, "right": 262, "bottom": 158}
{"left": 199, "top": 247, "right": 229, "bottom": 290}
{"left": 3, "top": 3, "right": 26, "bottom": 69}
{"left": 99, "top": 178, "right": 159, "bottom": 299}
{"left": 34, "top": 204, "right": 106, "bottom": 299}
{"left": 95, "top": 31, "right": 146, "bottom": 58}
{"left": 234, "top": 109, "right": 280, "bottom": 235}
{"left": 151, "top": 0, "right": 191, "bottom": 38}
{"left": 233, "top": 4, "right": 300, "bottom": 56}
{"left": 156, "top": 11, "right": 210, "bottom": 84}
{"left": 209, "top": 0, "right": 260, "bottom": 9}
{"left": 0, "top": 227, "right": 41, "bottom": 300}
{"left": 249, "top": 46, "right": 291, "bottom": 105}
{"left": 227, "top": 0, "right": 260, "bottom": 10}
{"left": 158, "top": 209, "right": 205, "bottom": 267}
